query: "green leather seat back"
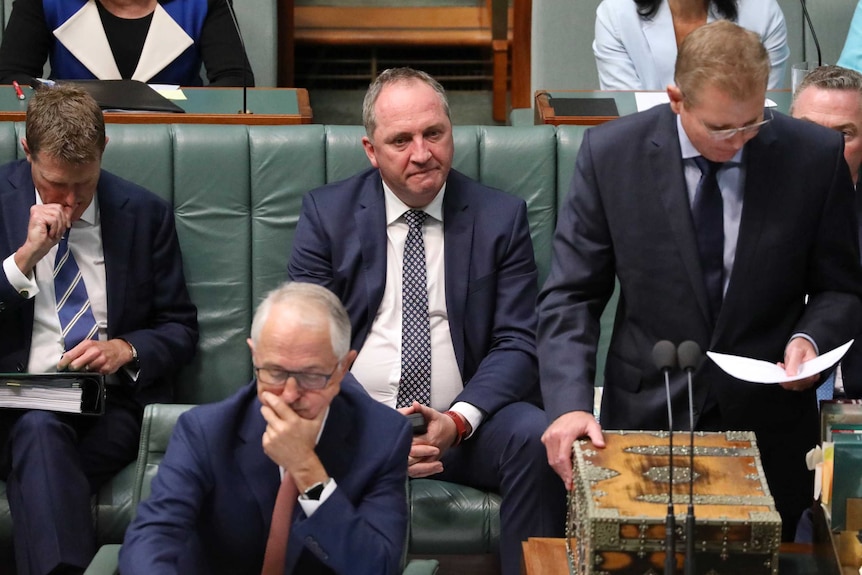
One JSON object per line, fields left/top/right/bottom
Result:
{"left": 250, "top": 125, "right": 327, "bottom": 306}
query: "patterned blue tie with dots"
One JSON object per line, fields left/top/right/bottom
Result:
{"left": 54, "top": 232, "right": 98, "bottom": 351}
{"left": 397, "top": 209, "right": 431, "bottom": 408}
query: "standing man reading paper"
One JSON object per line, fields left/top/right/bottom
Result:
{"left": 0, "top": 85, "right": 198, "bottom": 574}
{"left": 538, "top": 21, "right": 862, "bottom": 541}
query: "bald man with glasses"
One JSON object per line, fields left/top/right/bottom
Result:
{"left": 538, "top": 20, "right": 862, "bottom": 541}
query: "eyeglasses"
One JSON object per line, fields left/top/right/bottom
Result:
{"left": 253, "top": 365, "right": 339, "bottom": 391}
{"left": 700, "top": 107, "right": 774, "bottom": 141}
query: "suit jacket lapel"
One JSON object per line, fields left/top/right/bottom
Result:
{"left": 98, "top": 179, "right": 134, "bottom": 336}
{"left": 356, "top": 176, "right": 388, "bottom": 338}
{"left": 649, "top": 108, "right": 714, "bottom": 327}
{"left": 236, "top": 394, "right": 281, "bottom": 532}
{"left": 442, "top": 176, "right": 473, "bottom": 377}
{"left": 719, "top": 121, "right": 779, "bottom": 334}
{"left": 284, "top": 392, "right": 357, "bottom": 572}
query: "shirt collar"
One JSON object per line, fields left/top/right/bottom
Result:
{"left": 676, "top": 115, "right": 744, "bottom": 164}
{"left": 382, "top": 180, "right": 446, "bottom": 225}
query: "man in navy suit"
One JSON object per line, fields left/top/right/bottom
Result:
{"left": 288, "top": 67, "right": 564, "bottom": 572}
{"left": 0, "top": 85, "right": 198, "bottom": 574}
{"left": 791, "top": 64, "right": 862, "bottom": 400}
{"left": 539, "top": 21, "right": 862, "bottom": 541}
{"left": 120, "top": 282, "right": 412, "bottom": 575}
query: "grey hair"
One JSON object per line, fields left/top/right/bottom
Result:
{"left": 362, "top": 67, "right": 451, "bottom": 138}
{"left": 250, "top": 282, "right": 351, "bottom": 360}
{"left": 792, "top": 65, "right": 862, "bottom": 111}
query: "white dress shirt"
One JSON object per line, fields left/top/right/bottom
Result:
{"left": 350, "top": 183, "right": 484, "bottom": 434}
{"left": 2, "top": 192, "right": 107, "bottom": 372}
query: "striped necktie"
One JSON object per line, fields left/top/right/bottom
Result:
{"left": 54, "top": 232, "right": 98, "bottom": 351}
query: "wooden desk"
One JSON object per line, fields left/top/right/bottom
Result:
{"left": 535, "top": 90, "right": 793, "bottom": 127}
{"left": 0, "top": 87, "right": 312, "bottom": 125}
{"left": 521, "top": 538, "right": 842, "bottom": 575}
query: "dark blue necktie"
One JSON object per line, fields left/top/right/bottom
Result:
{"left": 54, "top": 232, "right": 98, "bottom": 351}
{"left": 397, "top": 209, "right": 431, "bottom": 408}
{"left": 692, "top": 156, "right": 724, "bottom": 325}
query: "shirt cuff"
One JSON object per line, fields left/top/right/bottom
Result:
{"left": 298, "top": 477, "right": 338, "bottom": 517}
{"left": 3, "top": 255, "right": 39, "bottom": 299}
{"left": 450, "top": 402, "right": 484, "bottom": 439}
{"left": 790, "top": 333, "right": 819, "bottom": 355}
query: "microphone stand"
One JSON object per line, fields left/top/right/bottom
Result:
{"left": 223, "top": 0, "right": 252, "bottom": 114}
{"left": 678, "top": 341, "right": 702, "bottom": 575}
{"left": 652, "top": 340, "right": 678, "bottom": 575}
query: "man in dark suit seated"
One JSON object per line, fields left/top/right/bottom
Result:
{"left": 120, "top": 281, "right": 412, "bottom": 575}
{"left": 791, "top": 64, "right": 862, "bottom": 400}
{"left": 538, "top": 21, "right": 862, "bottom": 542}
{"left": 0, "top": 85, "right": 198, "bottom": 574}
{"left": 288, "top": 67, "right": 565, "bottom": 572}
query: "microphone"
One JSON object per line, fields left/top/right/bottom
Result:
{"left": 800, "top": 0, "right": 822, "bottom": 67}
{"left": 222, "top": 0, "right": 252, "bottom": 114}
{"left": 652, "top": 340, "right": 677, "bottom": 575}
{"left": 678, "top": 340, "right": 703, "bottom": 575}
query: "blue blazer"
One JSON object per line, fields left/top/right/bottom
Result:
{"left": 593, "top": 0, "right": 789, "bottom": 90}
{"left": 0, "top": 159, "right": 198, "bottom": 405}
{"left": 538, "top": 104, "right": 862, "bottom": 525}
{"left": 120, "top": 377, "right": 412, "bottom": 575}
{"left": 288, "top": 168, "right": 540, "bottom": 416}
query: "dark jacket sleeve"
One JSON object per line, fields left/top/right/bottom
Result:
{"left": 200, "top": 0, "right": 254, "bottom": 86}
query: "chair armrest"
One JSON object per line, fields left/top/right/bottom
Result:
{"left": 403, "top": 559, "right": 439, "bottom": 575}
{"left": 83, "top": 544, "right": 121, "bottom": 575}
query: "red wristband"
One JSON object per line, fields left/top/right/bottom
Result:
{"left": 444, "top": 410, "right": 468, "bottom": 446}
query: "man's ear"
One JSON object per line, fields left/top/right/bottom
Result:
{"left": 362, "top": 137, "right": 379, "bottom": 169}
{"left": 21, "top": 138, "right": 30, "bottom": 160}
{"left": 667, "top": 85, "right": 684, "bottom": 114}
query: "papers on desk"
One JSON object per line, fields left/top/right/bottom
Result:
{"left": 707, "top": 340, "right": 854, "bottom": 384}
{"left": 150, "top": 85, "right": 186, "bottom": 100}
{"left": 633, "top": 92, "right": 778, "bottom": 112}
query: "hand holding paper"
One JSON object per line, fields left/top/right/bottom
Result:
{"left": 707, "top": 340, "right": 854, "bottom": 384}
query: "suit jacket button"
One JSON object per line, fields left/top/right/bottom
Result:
{"left": 0, "top": 301, "right": 5, "bottom": 311}
{"left": 15, "top": 364, "right": 24, "bottom": 372}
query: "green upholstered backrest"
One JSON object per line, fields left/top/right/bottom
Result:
{"left": 4, "top": 122, "right": 569, "bottom": 406}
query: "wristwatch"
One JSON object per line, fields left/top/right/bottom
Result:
{"left": 300, "top": 477, "right": 331, "bottom": 501}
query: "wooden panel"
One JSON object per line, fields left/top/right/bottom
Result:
{"left": 294, "top": 6, "right": 510, "bottom": 45}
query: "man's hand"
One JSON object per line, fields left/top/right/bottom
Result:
{"left": 397, "top": 402, "right": 462, "bottom": 478}
{"left": 542, "top": 411, "right": 604, "bottom": 491}
{"left": 259, "top": 391, "right": 327, "bottom": 491}
{"left": 57, "top": 339, "right": 133, "bottom": 375}
{"left": 14, "top": 204, "right": 70, "bottom": 277}
{"left": 779, "top": 336, "right": 820, "bottom": 391}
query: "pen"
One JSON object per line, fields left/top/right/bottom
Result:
{"left": 12, "top": 81, "right": 24, "bottom": 100}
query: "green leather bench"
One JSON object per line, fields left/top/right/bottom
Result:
{"left": 0, "top": 121, "right": 597, "bottom": 572}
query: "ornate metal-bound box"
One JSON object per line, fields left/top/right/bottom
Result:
{"left": 567, "top": 431, "right": 781, "bottom": 575}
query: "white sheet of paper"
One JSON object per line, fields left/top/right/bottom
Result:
{"left": 633, "top": 92, "right": 778, "bottom": 112}
{"left": 706, "top": 340, "right": 854, "bottom": 384}
{"left": 634, "top": 92, "right": 669, "bottom": 111}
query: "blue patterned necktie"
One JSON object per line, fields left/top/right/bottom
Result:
{"left": 692, "top": 156, "right": 725, "bottom": 325}
{"left": 54, "top": 232, "right": 98, "bottom": 351}
{"left": 397, "top": 209, "right": 431, "bottom": 408}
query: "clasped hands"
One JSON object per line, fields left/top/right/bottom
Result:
{"left": 397, "top": 402, "right": 464, "bottom": 478}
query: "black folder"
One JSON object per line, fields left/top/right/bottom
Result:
{"left": 59, "top": 79, "right": 185, "bottom": 114}
{"left": 548, "top": 96, "right": 619, "bottom": 118}
{"left": 0, "top": 373, "right": 106, "bottom": 415}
